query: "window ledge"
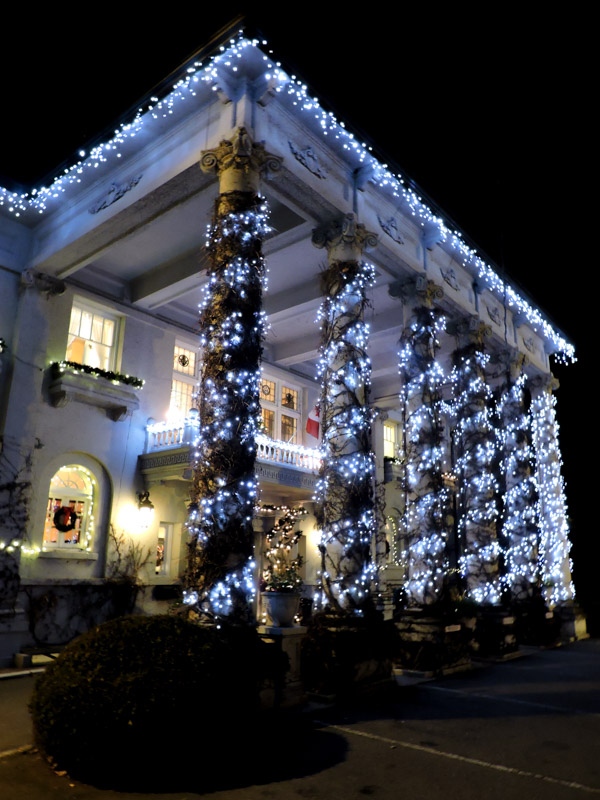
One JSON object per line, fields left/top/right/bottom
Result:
{"left": 47, "top": 370, "right": 140, "bottom": 421}
{"left": 39, "top": 549, "right": 98, "bottom": 561}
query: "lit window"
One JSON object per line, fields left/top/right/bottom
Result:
{"left": 261, "top": 408, "right": 275, "bottom": 438}
{"left": 281, "top": 386, "right": 298, "bottom": 410}
{"left": 67, "top": 301, "right": 119, "bottom": 371}
{"left": 169, "top": 342, "right": 198, "bottom": 421}
{"left": 260, "top": 374, "right": 301, "bottom": 444}
{"left": 383, "top": 421, "right": 398, "bottom": 460}
{"left": 44, "top": 465, "right": 95, "bottom": 549}
{"left": 155, "top": 523, "right": 172, "bottom": 575}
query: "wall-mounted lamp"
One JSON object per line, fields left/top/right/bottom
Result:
{"left": 137, "top": 490, "right": 155, "bottom": 530}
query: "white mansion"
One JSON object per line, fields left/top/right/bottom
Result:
{"left": 0, "top": 22, "right": 580, "bottom": 666}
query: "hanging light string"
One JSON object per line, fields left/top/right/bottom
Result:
{"left": 0, "top": 31, "right": 574, "bottom": 364}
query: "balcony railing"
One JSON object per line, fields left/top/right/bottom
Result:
{"left": 145, "top": 414, "right": 322, "bottom": 473}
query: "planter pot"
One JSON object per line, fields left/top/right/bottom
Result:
{"left": 261, "top": 592, "right": 300, "bottom": 627}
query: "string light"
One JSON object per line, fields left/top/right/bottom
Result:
{"left": 0, "top": 31, "right": 574, "bottom": 364}
{"left": 183, "top": 195, "right": 270, "bottom": 620}
{"left": 314, "top": 257, "right": 377, "bottom": 615}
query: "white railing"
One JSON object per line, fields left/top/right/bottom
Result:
{"left": 145, "top": 415, "right": 322, "bottom": 473}
{"left": 145, "top": 412, "right": 198, "bottom": 453}
{"left": 255, "top": 433, "right": 322, "bottom": 471}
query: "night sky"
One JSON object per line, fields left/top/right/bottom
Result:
{"left": 1, "top": 9, "right": 593, "bottom": 614}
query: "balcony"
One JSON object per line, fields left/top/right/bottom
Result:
{"left": 138, "top": 413, "right": 322, "bottom": 492}
{"left": 47, "top": 362, "right": 141, "bottom": 421}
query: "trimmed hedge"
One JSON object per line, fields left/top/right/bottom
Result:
{"left": 29, "top": 614, "right": 265, "bottom": 790}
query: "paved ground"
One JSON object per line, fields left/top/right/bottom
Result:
{"left": 1, "top": 638, "right": 599, "bottom": 799}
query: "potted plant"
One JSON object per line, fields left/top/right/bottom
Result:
{"left": 383, "top": 455, "right": 403, "bottom": 482}
{"left": 260, "top": 508, "right": 305, "bottom": 627}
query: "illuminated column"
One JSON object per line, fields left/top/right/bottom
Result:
{"left": 397, "top": 277, "right": 453, "bottom": 606}
{"left": 183, "top": 127, "right": 282, "bottom": 624}
{"left": 495, "top": 353, "right": 539, "bottom": 601}
{"left": 312, "top": 213, "right": 378, "bottom": 616}
{"left": 530, "top": 375, "right": 575, "bottom": 606}
{"left": 449, "top": 317, "right": 501, "bottom": 603}
{"left": 372, "top": 409, "right": 391, "bottom": 571}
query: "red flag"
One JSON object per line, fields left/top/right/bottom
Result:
{"left": 306, "top": 404, "right": 320, "bottom": 438}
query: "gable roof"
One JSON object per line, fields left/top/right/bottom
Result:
{"left": 0, "top": 16, "right": 575, "bottom": 363}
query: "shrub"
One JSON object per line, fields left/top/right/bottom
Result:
{"left": 29, "top": 614, "right": 265, "bottom": 790}
{"left": 300, "top": 612, "right": 397, "bottom": 699}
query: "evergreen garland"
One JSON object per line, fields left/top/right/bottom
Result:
{"left": 50, "top": 361, "right": 144, "bottom": 388}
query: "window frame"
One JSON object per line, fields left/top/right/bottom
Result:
{"left": 259, "top": 373, "right": 302, "bottom": 444}
{"left": 66, "top": 298, "right": 122, "bottom": 373}
{"left": 168, "top": 340, "right": 199, "bottom": 422}
{"left": 43, "top": 464, "right": 96, "bottom": 551}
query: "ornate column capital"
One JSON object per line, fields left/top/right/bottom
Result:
{"left": 497, "top": 349, "right": 528, "bottom": 381}
{"left": 312, "top": 213, "right": 378, "bottom": 264}
{"left": 530, "top": 372, "right": 560, "bottom": 394}
{"left": 449, "top": 315, "right": 491, "bottom": 347}
{"left": 20, "top": 269, "right": 66, "bottom": 297}
{"left": 200, "top": 127, "right": 282, "bottom": 194}
{"left": 388, "top": 275, "right": 443, "bottom": 307}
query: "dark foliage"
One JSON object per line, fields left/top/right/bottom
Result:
{"left": 300, "top": 611, "right": 396, "bottom": 699}
{"left": 28, "top": 614, "right": 269, "bottom": 790}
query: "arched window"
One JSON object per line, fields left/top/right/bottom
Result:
{"left": 43, "top": 465, "right": 95, "bottom": 549}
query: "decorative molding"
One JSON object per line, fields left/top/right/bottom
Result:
{"left": 522, "top": 336, "right": 536, "bottom": 353}
{"left": 20, "top": 269, "right": 66, "bottom": 297}
{"left": 255, "top": 462, "right": 318, "bottom": 491}
{"left": 288, "top": 141, "right": 327, "bottom": 179}
{"left": 378, "top": 215, "right": 404, "bottom": 245}
{"left": 440, "top": 266, "right": 459, "bottom": 291}
{"left": 89, "top": 174, "right": 143, "bottom": 214}
{"left": 485, "top": 303, "right": 502, "bottom": 326}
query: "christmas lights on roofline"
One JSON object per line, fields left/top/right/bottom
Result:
{"left": 0, "top": 31, "right": 574, "bottom": 362}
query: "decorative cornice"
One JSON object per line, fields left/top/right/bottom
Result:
{"left": 377, "top": 215, "right": 404, "bottom": 245}
{"left": 20, "top": 269, "right": 66, "bottom": 297}
{"left": 288, "top": 141, "right": 327, "bottom": 179}
{"left": 485, "top": 302, "right": 502, "bottom": 326}
{"left": 89, "top": 174, "right": 143, "bottom": 214}
{"left": 440, "top": 266, "right": 459, "bottom": 291}
{"left": 522, "top": 336, "right": 536, "bottom": 353}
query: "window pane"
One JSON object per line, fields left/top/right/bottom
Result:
{"left": 281, "top": 386, "right": 298, "bottom": 411}
{"left": 260, "top": 379, "right": 276, "bottom": 404}
{"left": 174, "top": 345, "right": 196, "bottom": 376}
{"left": 69, "top": 307, "right": 81, "bottom": 336}
{"left": 90, "top": 316, "right": 104, "bottom": 344}
{"left": 383, "top": 423, "right": 397, "bottom": 459}
{"left": 79, "top": 310, "right": 93, "bottom": 340}
{"left": 261, "top": 408, "right": 275, "bottom": 438}
{"left": 67, "top": 303, "right": 118, "bottom": 371}
{"left": 170, "top": 379, "right": 195, "bottom": 420}
{"left": 44, "top": 466, "right": 93, "bottom": 548}
{"left": 101, "top": 318, "right": 115, "bottom": 347}
{"left": 156, "top": 525, "right": 168, "bottom": 575}
{"left": 281, "top": 414, "right": 297, "bottom": 444}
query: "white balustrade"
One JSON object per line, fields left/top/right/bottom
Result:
{"left": 145, "top": 420, "right": 322, "bottom": 473}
